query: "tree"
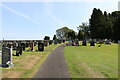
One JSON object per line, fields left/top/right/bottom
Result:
{"left": 111, "top": 11, "right": 120, "bottom": 42}
{"left": 68, "top": 31, "right": 76, "bottom": 40}
{"left": 44, "top": 36, "right": 50, "bottom": 40}
{"left": 53, "top": 35, "right": 57, "bottom": 40}
{"left": 89, "top": 8, "right": 113, "bottom": 39}
{"left": 112, "top": 12, "right": 120, "bottom": 42}
{"left": 77, "top": 30, "right": 84, "bottom": 40}
{"left": 77, "top": 22, "right": 90, "bottom": 40}
{"left": 56, "top": 27, "right": 76, "bottom": 40}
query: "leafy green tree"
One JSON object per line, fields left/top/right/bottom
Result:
{"left": 77, "top": 22, "right": 90, "bottom": 40}
{"left": 77, "top": 30, "right": 84, "bottom": 40}
{"left": 68, "top": 31, "right": 76, "bottom": 40}
{"left": 56, "top": 27, "right": 76, "bottom": 40}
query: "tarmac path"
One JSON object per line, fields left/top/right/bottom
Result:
{"left": 33, "top": 44, "right": 70, "bottom": 78}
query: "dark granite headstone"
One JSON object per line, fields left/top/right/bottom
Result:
{"left": 13, "top": 43, "right": 17, "bottom": 50}
{"left": 15, "top": 43, "right": 22, "bottom": 56}
{"left": 82, "top": 40, "right": 87, "bottom": 46}
{"left": 63, "top": 40, "right": 65, "bottom": 43}
{"left": 2, "top": 46, "right": 13, "bottom": 68}
{"left": 58, "top": 40, "right": 62, "bottom": 44}
{"left": 54, "top": 40, "right": 58, "bottom": 44}
{"left": 38, "top": 42, "right": 44, "bottom": 51}
{"left": 21, "top": 43, "right": 26, "bottom": 50}
{"left": 26, "top": 43, "right": 29, "bottom": 47}
{"left": 49, "top": 40, "right": 53, "bottom": 45}
{"left": 16, "top": 46, "right": 22, "bottom": 56}
{"left": 90, "top": 41, "right": 95, "bottom": 46}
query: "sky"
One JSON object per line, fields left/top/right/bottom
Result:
{"left": 0, "top": 0, "right": 119, "bottom": 40}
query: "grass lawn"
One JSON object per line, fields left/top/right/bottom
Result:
{"left": 64, "top": 42, "right": 118, "bottom": 78}
{"left": 2, "top": 43, "right": 61, "bottom": 78}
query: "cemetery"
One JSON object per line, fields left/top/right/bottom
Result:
{"left": 1, "top": 40, "right": 64, "bottom": 78}
{"left": 1, "top": 2, "right": 119, "bottom": 79}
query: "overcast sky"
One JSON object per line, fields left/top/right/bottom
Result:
{"left": 0, "top": 0, "right": 119, "bottom": 40}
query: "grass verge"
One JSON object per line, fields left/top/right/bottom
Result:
{"left": 2, "top": 43, "right": 61, "bottom": 78}
{"left": 64, "top": 43, "right": 118, "bottom": 78}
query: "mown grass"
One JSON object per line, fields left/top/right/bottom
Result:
{"left": 64, "top": 42, "right": 118, "bottom": 78}
{"left": 2, "top": 43, "right": 61, "bottom": 78}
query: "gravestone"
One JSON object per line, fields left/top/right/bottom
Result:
{"left": 21, "top": 43, "right": 26, "bottom": 50}
{"left": 54, "top": 40, "right": 58, "bottom": 44}
{"left": 16, "top": 43, "right": 22, "bottom": 56}
{"left": 38, "top": 42, "right": 44, "bottom": 51}
{"left": 13, "top": 43, "right": 17, "bottom": 50}
{"left": 29, "top": 42, "right": 34, "bottom": 51}
{"left": 90, "top": 40, "right": 95, "bottom": 46}
{"left": 2, "top": 46, "right": 13, "bottom": 68}
{"left": 82, "top": 40, "right": 87, "bottom": 46}
{"left": 58, "top": 40, "right": 62, "bottom": 44}
{"left": 63, "top": 40, "right": 65, "bottom": 43}
{"left": 105, "top": 40, "right": 111, "bottom": 45}
{"left": 26, "top": 43, "right": 29, "bottom": 47}
{"left": 49, "top": 40, "right": 53, "bottom": 45}
{"left": 72, "top": 40, "right": 75, "bottom": 46}
{"left": 75, "top": 40, "right": 79, "bottom": 46}
{"left": 7, "top": 44, "right": 12, "bottom": 48}
{"left": 44, "top": 40, "right": 48, "bottom": 46}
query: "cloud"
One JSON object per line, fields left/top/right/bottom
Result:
{"left": 0, "top": 3, "right": 41, "bottom": 26}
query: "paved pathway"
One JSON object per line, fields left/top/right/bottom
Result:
{"left": 33, "top": 44, "right": 70, "bottom": 78}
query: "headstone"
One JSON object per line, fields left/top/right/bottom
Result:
{"left": 2, "top": 46, "right": 13, "bottom": 68}
{"left": 16, "top": 43, "right": 22, "bottom": 56}
{"left": 82, "top": 40, "right": 87, "bottom": 46}
{"left": 105, "top": 40, "right": 111, "bottom": 45}
{"left": 29, "top": 42, "right": 34, "bottom": 51}
{"left": 54, "top": 40, "right": 58, "bottom": 44}
{"left": 72, "top": 40, "right": 75, "bottom": 46}
{"left": 44, "top": 40, "right": 48, "bottom": 46}
{"left": 16, "top": 46, "right": 22, "bottom": 56}
{"left": 75, "top": 40, "right": 79, "bottom": 46}
{"left": 49, "top": 40, "right": 53, "bottom": 45}
{"left": 7, "top": 44, "right": 12, "bottom": 48}
{"left": 21, "top": 43, "right": 26, "bottom": 50}
{"left": 58, "top": 40, "right": 62, "bottom": 44}
{"left": 13, "top": 43, "right": 17, "bottom": 50}
{"left": 38, "top": 42, "right": 44, "bottom": 51}
{"left": 90, "top": 40, "right": 95, "bottom": 46}
{"left": 63, "top": 40, "right": 65, "bottom": 43}
{"left": 26, "top": 42, "right": 29, "bottom": 47}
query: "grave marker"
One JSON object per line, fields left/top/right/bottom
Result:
{"left": 82, "top": 40, "right": 87, "bottom": 46}
{"left": 2, "top": 46, "right": 13, "bottom": 68}
{"left": 90, "top": 40, "right": 95, "bottom": 46}
{"left": 38, "top": 42, "right": 44, "bottom": 51}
